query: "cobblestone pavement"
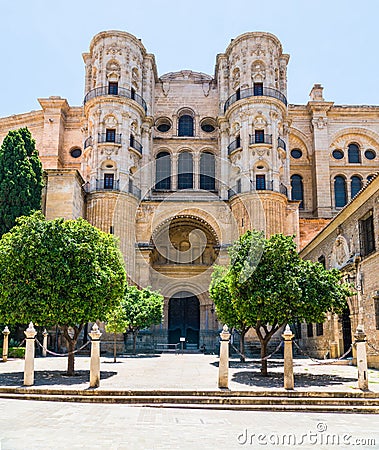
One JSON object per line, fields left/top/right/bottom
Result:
{"left": 0, "top": 353, "right": 378, "bottom": 392}
{"left": 0, "top": 399, "right": 378, "bottom": 450}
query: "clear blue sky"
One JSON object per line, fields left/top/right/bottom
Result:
{"left": 1, "top": 0, "right": 378, "bottom": 117}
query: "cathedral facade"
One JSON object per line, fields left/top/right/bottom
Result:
{"left": 0, "top": 30, "right": 378, "bottom": 352}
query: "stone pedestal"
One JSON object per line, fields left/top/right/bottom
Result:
{"left": 282, "top": 324, "right": 294, "bottom": 390}
{"left": 24, "top": 322, "right": 37, "bottom": 386}
{"left": 218, "top": 324, "right": 230, "bottom": 389}
{"left": 42, "top": 329, "right": 48, "bottom": 357}
{"left": 2, "top": 326, "right": 10, "bottom": 362}
{"left": 89, "top": 323, "right": 102, "bottom": 388}
{"left": 354, "top": 325, "right": 368, "bottom": 391}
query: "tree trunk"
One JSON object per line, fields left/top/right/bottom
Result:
{"left": 260, "top": 339, "right": 268, "bottom": 376}
{"left": 132, "top": 331, "right": 138, "bottom": 355}
{"left": 113, "top": 333, "right": 117, "bottom": 363}
{"left": 62, "top": 324, "right": 83, "bottom": 376}
{"left": 240, "top": 329, "right": 246, "bottom": 363}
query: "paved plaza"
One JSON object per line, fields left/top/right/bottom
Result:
{"left": 1, "top": 354, "right": 379, "bottom": 449}
{"left": 0, "top": 353, "right": 379, "bottom": 392}
{"left": 0, "top": 399, "right": 378, "bottom": 450}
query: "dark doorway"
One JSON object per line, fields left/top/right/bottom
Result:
{"left": 342, "top": 307, "right": 352, "bottom": 354}
{"left": 168, "top": 292, "right": 200, "bottom": 348}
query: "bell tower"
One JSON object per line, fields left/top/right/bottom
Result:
{"left": 216, "top": 32, "right": 299, "bottom": 241}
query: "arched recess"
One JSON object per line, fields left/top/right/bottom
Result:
{"left": 334, "top": 175, "right": 347, "bottom": 208}
{"left": 200, "top": 151, "right": 216, "bottom": 191}
{"left": 178, "top": 151, "right": 193, "bottom": 189}
{"left": 149, "top": 215, "right": 220, "bottom": 271}
{"left": 291, "top": 174, "right": 304, "bottom": 208}
{"left": 155, "top": 151, "right": 171, "bottom": 190}
{"left": 168, "top": 291, "right": 200, "bottom": 346}
{"left": 177, "top": 108, "right": 195, "bottom": 137}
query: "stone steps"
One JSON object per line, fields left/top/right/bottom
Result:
{"left": 0, "top": 388, "right": 378, "bottom": 413}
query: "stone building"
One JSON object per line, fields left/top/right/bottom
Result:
{"left": 300, "top": 174, "right": 379, "bottom": 368}
{"left": 0, "top": 30, "right": 378, "bottom": 352}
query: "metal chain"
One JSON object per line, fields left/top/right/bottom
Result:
{"left": 261, "top": 341, "right": 283, "bottom": 361}
{"left": 35, "top": 338, "right": 90, "bottom": 357}
{"left": 293, "top": 340, "right": 352, "bottom": 365}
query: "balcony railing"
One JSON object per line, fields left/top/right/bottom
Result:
{"left": 96, "top": 179, "right": 120, "bottom": 191}
{"left": 224, "top": 87, "right": 287, "bottom": 112}
{"left": 249, "top": 134, "right": 273, "bottom": 145}
{"left": 129, "top": 137, "right": 143, "bottom": 155}
{"left": 84, "top": 136, "right": 93, "bottom": 149}
{"left": 228, "top": 181, "right": 288, "bottom": 199}
{"left": 98, "top": 133, "right": 122, "bottom": 145}
{"left": 227, "top": 138, "right": 242, "bottom": 155}
{"left": 84, "top": 179, "right": 141, "bottom": 199}
{"left": 84, "top": 86, "right": 147, "bottom": 113}
{"left": 278, "top": 137, "right": 286, "bottom": 150}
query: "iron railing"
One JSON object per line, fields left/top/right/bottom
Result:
{"left": 84, "top": 86, "right": 147, "bottom": 113}
{"left": 129, "top": 137, "right": 143, "bottom": 154}
{"left": 98, "top": 133, "right": 122, "bottom": 145}
{"left": 83, "top": 179, "right": 141, "bottom": 199}
{"left": 224, "top": 86, "right": 287, "bottom": 112}
{"left": 227, "top": 138, "right": 241, "bottom": 154}
{"left": 84, "top": 136, "right": 93, "bottom": 149}
{"left": 96, "top": 179, "right": 120, "bottom": 191}
{"left": 228, "top": 181, "right": 288, "bottom": 199}
{"left": 249, "top": 134, "right": 273, "bottom": 145}
{"left": 278, "top": 137, "right": 286, "bottom": 150}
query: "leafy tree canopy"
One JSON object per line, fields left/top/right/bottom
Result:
{"left": 210, "top": 230, "right": 352, "bottom": 374}
{"left": 0, "top": 211, "right": 127, "bottom": 373}
{"left": 0, "top": 128, "right": 43, "bottom": 236}
{"left": 122, "top": 285, "right": 164, "bottom": 353}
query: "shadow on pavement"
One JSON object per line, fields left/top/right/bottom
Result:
{"left": 231, "top": 371, "right": 356, "bottom": 388}
{"left": 0, "top": 370, "right": 117, "bottom": 387}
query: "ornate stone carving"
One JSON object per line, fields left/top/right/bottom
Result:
{"left": 106, "top": 43, "right": 122, "bottom": 56}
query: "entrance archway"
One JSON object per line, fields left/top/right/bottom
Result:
{"left": 342, "top": 307, "right": 352, "bottom": 354}
{"left": 168, "top": 291, "right": 200, "bottom": 348}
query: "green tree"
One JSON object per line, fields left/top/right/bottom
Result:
{"left": 123, "top": 285, "right": 164, "bottom": 354}
{"left": 211, "top": 230, "right": 352, "bottom": 376}
{"left": 105, "top": 305, "right": 128, "bottom": 362}
{"left": 210, "top": 266, "right": 251, "bottom": 362}
{"left": 0, "top": 128, "right": 43, "bottom": 236}
{"left": 0, "top": 212, "right": 126, "bottom": 375}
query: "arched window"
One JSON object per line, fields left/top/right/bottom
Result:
{"left": 291, "top": 174, "right": 304, "bottom": 209}
{"left": 200, "top": 152, "right": 215, "bottom": 191}
{"left": 348, "top": 143, "right": 361, "bottom": 163}
{"left": 155, "top": 152, "right": 171, "bottom": 190}
{"left": 351, "top": 176, "right": 362, "bottom": 199}
{"left": 334, "top": 176, "right": 347, "bottom": 208}
{"left": 178, "top": 115, "right": 194, "bottom": 137}
{"left": 178, "top": 152, "right": 193, "bottom": 189}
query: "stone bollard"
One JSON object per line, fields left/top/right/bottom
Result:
{"left": 42, "top": 329, "right": 48, "bottom": 357}
{"left": 2, "top": 326, "right": 10, "bottom": 362}
{"left": 89, "top": 323, "right": 102, "bottom": 388}
{"left": 24, "top": 322, "right": 37, "bottom": 386}
{"left": 354, "top": 325, "right": 369, "bottom": 391}
{"left": 282, "top": 324, "right": 294, "bottom": 390}
{"left": 218, "top": 324, "right": 231, "bottom": 389}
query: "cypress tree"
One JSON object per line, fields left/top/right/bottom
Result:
{"left": 0, "top": 128, "right": 43, "bottom": 236}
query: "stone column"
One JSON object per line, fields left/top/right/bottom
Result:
{"left": 218, "top": 324, "right": 230, "bottom": 389}
{"left": 219, "top": 119, "right": 229, "bottom": 200}
{"left": 24, "top": 322, "right": 37, "bottom": 386}
{"left": 2, "top": 326, "right": 10, "bottom": 362}
{"left": 330, "top": 313, "right": 340, "bottom": 358}
{"left": 89, "top": 323, "right": 102, "bottom": 388}
{"left": 42, "top": 329, "right": 48, "bottom": 357}
{"left": 282, "top": 324, "right": 294, "bottom": 390}
{"left": 354, "top": 325, "right": 368, "bottom": 391}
